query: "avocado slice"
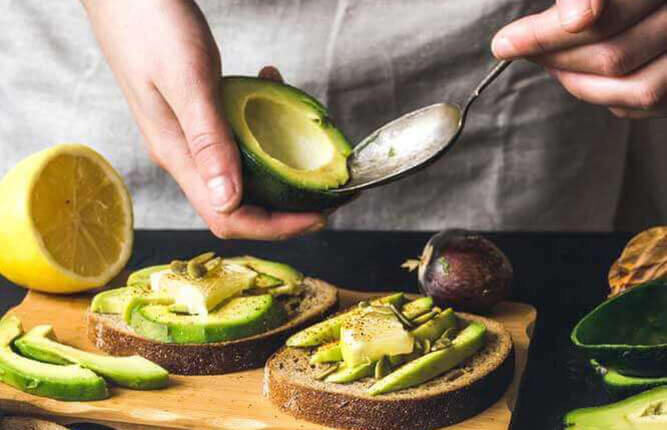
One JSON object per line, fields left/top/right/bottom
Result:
{"left": 220, "top": 76, "right": 355, "bottom": 212}
{"left": 0, "top": 316, "right": 108, "bottom": 401}
{"left": 127, "top": 294, "right": 287, "bottom": 344}
{"left": 127, "top": 264, "right": 169, "bottom": 289}
{"left": 401, "top": 297, "right": 434, "bottom": 320}
{"left": 91, "top": 287, "right": 151, "bottom": 314}
{"left": 368, "top": 321, "right": 486, "bottom": 396}
{"left": 15, "top": 325, "right": 168, "bottom": 390}
{"left": 286, "top": 293, "right": 406, "bottom": 347}
{"left": 591, "top": 359, "right": 667, "bottom": 399}
{"left": 310, "top": 342, "right": 343, "bottom": 364}
{"left": 564, "top": 386, "right": 667, "bottom": 429}
{"left": 223, "top": 256, "right": 303, "bottom": 288}
{"left": 324, "top": 361, "right": 374, "bottom": 384}
{"left": 410, "top": 308, "right": 457, "bottom": 342}
{"left": 572, "top": 281, "right": 667, "bottom": 376}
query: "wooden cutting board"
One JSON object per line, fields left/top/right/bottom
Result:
{"left": 0, "top": 285, "right": 536, "bottom": 430}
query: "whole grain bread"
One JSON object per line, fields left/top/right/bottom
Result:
{"left": 0, "top": 417, "right": 68, "bottom": 430}
{"left": 87, "top": 278, "right": 338, "bottom": 375}
{"left": 265, "top": 312, "right": 514, "bottom": 430}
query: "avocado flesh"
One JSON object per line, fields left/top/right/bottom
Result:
{"left": 91, "top": 287, "right": 152, "bottom": 314}
{"left": 128, "top": 294, "right": 287, "bottom": 344}
{"left": 325, "top": 361, "right": 374, "bottom": 383}
{"left": 15, "top": 325, "right": 168, "bottom": 390}
{"left": 592, "top": 360, "right": 667, "bottom": 399}
{"left": 286, "top": 293, "right": 405, "bottom": 347}
{"left": 572, "top": 281, "right": 667, "bottom": 376}
{"left": 221, "top": 77, "right": 354, "bottom": 212}
{"left": 368, "top": 321, "right": 486, "bottom": 396}
{"left": 0, "top": 317, "right": 108, "bottom": 401}
{"left": 310, "top": 342, "right": 343, "bottom": 364}
{"left": 223, "top": 256, "right": 303, "bottom": 288}
{"left": 564, "top": 386, "right": 667, "bottom": 430}
{"left": 127, "top": 264, "right": 169, "bottom": 289}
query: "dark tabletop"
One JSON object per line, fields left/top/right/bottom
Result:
{"left": 0, "top": 230, "right": 634, "bottom": 430}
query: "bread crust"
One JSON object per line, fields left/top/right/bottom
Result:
{"left": 87, "top": 278, "right": 338, "bottom": 375}
{"left": 265, "top": 312, "right": 514, "bottom": 430}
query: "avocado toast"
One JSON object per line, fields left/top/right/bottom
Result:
{"left": 88, "top": 254, "right": 338, "bottom": 375}
{"left": 265, "top": 294, "right": 514, "bottom": 430}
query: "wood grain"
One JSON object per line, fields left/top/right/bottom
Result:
{"left": 0, "top": 288, "right": 536, "bottom": 430}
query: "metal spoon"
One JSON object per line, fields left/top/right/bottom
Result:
{"left": 331, "top": 60, "right": 512, "bottom": 193}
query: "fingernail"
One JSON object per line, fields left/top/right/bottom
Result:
{"left": 491, "top": 36, "right": 518, "bottom": 60}
{"left": 207, "top": 176, "right": 236, "bottom": 212}
{"left": 306, "top": 220, "right": 326, "bottom": 233}
{"left": 558, "top": 0, "right": 593, "bottom": 27}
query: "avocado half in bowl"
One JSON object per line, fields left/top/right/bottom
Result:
{"left": 221, "top": 76, "right": 355, "bottom": 212}
{"left": 572, "top": 281, "right": 667, "bottom": 376}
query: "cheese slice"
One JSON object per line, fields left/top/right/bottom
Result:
{"left": 340, "top": 308, "right": 414, "bottom": 367}
{"left": 150, "top": 264, "right": 257, "bottom": 316}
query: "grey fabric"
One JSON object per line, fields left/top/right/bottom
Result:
{"left": 1, "top": 0, "right": 665, "bottom": 231}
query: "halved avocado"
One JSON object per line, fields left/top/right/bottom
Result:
{"left": 592, "top": 359, "right": 667, "bottom": 399}
{"left": 571, "top": 281, "right": 667, "bottom": 376}
{"left": 564, "top": 386, "right": 667, "bottom": 429}
{"left": 221, "top": 76, "right": 356, "bottom": 211}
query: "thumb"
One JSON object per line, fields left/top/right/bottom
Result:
{"left": 556, "top": 0, "right": 605, "bottom": 33}
{"left": 164, "top": 76, "right": 242, "bottom": 213}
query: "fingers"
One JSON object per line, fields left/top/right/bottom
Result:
{"left": 534, "top": 4, "right": 667, "bottom": 76}
{"left": 609, "top": 107, "right": 667, "bottom": 119}
{"left": 548, "top": 53, "right": 667, "bottom": 113}
{"left": 556, "top": 0, "right": 606, "bottom": 33}
{"left": 492, "top": 0, "right": 664, "bottom": 59}
{"left": 167, "top": 155, "right": 326, "bottom": 239}
{"left": 159, "top": 71, "right": 242, "bottom": 214}
{"left": 258, "top": 66, "right": 285, "bottom": 83}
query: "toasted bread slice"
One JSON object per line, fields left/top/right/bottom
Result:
{"left": 265, "top": 312, "right": 514, "bottom": 430}
{"left": 87, "top": 278, "right": 338, "bottom": 375}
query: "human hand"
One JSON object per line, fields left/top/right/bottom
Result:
{"left": 81, "top": 0, "right": 326, "bottom": 238}
{"left": 491, "top": 0, "right": 667, "bottom": 118}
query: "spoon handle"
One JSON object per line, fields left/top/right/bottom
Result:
{"left": 461, "top": 60, "right": 512, "bottom": 120}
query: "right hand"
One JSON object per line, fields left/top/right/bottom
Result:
{"left": 81, "top": 0, "right": 326, "bottom": 239}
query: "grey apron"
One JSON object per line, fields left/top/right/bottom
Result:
{"left": 1, "top": 0, "right": 665, "bottom": 231}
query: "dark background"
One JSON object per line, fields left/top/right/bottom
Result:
{"left": 0, "top": 230, "right": 633, "bottom": 430}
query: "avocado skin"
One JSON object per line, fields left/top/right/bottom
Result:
{"left": 572, "top": 281, "right": 667, "bottom": 376}
{"left": 563, "top": 385, "right": 667, "bottom": 429}
{"left": 240, "top": 155, "right": 357, "bottom": 212}
{"left": 0, "top": 317, "right": 108, "bottom": 401}
{"left": 592, "top": 359, "right": 667, "bottom": 399}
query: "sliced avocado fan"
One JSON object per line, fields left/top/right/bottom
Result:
{"left": 221, "top": 76, "right": 356, "bottom": 211}
{"left": 0, "top": 316, "right": 108, "bottom": 401}
{"left": 15, "top": 325, "right": 168, "bottom": 390}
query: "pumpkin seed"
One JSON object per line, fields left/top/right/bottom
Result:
{"left": 374, "top": 356, "right": 391, "bottom": 379}
{"left": 315, "top": 363, "right": 341, "bottom": 380}
{"left": 170, "top": 260, "right": 187, "bottom": 274}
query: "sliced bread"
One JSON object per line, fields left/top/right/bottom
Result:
{"left": 87, "top": 278, "right": 338, "bottom": 375}
{"left": 265, "top": 312, "right": 514, "bottom": 430}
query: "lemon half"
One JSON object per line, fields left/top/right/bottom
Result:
{"left": 0, "top": 144, "right": 133, "bottom": 293}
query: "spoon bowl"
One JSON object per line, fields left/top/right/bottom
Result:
{"left": 331, "top": 60, "right": 511, "bottom": 193}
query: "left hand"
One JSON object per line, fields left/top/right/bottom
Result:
{"left": 491, "top": 0, "right": 667, "bottom": 118}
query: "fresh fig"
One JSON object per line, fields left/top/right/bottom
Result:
{"left": 403, "top": 230, "right": 513, "bottom": 313}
